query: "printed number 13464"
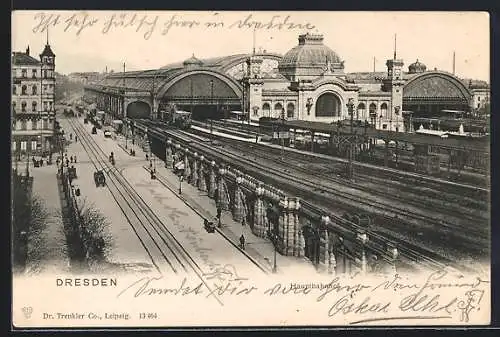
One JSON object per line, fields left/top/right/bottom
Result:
{"left": 139, "top": 313, "right": 158, "bottom": 319}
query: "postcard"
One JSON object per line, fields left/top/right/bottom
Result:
{"left": 11, "top": 10, "right": 490, "bottom": 328}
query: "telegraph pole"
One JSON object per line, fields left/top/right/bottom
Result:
{"left": 347, "top": 99, "right": 355, "bottom": 180}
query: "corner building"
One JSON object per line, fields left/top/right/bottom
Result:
{"left": 85, "top": 33, "right": 488, "bottom": 132}
{"left": 12, "top": 43, "right": 56, "bottom": 158}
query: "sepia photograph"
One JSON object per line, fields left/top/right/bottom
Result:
{"left": 11, "top": 10, "right": 491, "bottom": 328}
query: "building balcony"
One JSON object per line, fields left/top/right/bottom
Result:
{"left": 12, "top": 129, "right": 54, "bottom": 136}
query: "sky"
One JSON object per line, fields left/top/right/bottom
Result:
{"left": 12, "top": 11, "right": 490, "bottom": 81}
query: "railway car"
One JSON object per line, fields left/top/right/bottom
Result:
{"left": 342, "top": 213, "right": 372, "bottom": 228}
{"left": 163, "top": 105, "right": 192, "bottom": 129}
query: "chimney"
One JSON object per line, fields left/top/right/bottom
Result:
{"left": 26, "top": 46, "right": 30, "bottom": 56}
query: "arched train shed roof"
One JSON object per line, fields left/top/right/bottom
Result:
{"left": 95, "top": 52, "right": 283, "bottom": 93}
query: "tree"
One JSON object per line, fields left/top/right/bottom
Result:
{"left": 24, "top": 196, "right": 49, "bottom": 274}
{"left": 54, "top": 72, "right": 85, "bottom": 102}
{"left": 12, "top": 173, "right": 32, "bottom": 272}
{"left": 76, "top": 198, "right": 113, "bottom": 266}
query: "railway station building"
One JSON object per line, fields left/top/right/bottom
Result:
{"left": 84, "top": 33, "right": 489, "bottom": 132}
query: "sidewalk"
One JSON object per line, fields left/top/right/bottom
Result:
{"left": 127, "top": 144, "right": 318, "bottom": 275}
{"left": 26, "top": 163, "right": 70, "bottom": 275}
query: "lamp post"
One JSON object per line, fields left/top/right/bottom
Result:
{"left": 357, "top": 232, "right": 369, "bottom": 274}
{"left": 387, "top": 245, "right": 399, "bottom": 273}
{"left": 346, "top": 99, "right": 355, "bottom": 180}
{"left": 267, "top": 229, "right": 278, "bottom": 273}
{"left": 210, "top": 79, "right": 214, "bottom": 142}
{"left": 394, "top": 106, "right": 400, "bottom": 167}
{"left": 125, "top": 119, "right": 129, "bottom": 149}
{"left": 179, "top": 175, "right": 184, "bottom": 194}
{"left": 338, "top": 236, "right": 347, "bottom": 274}
{"left": 280, "top": 109, "right": 286, "bottom": 161}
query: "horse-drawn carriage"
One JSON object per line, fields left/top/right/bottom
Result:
{"left": 94, "top": 170, "right": 106, "bottom": 187}
{"left": 68, "top": 166, "right": 77, "bottom": 180}
{"left": 204, "top": 219, "right": 216, "bottom": 233}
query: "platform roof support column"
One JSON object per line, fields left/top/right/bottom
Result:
{"left": 208, "top": 161, "right": 217, "bottom": 199}
{"left": 252, "top": 185, "right": 267, "bottom": 238}
{"left": 198, "top": 156, "right": 207, "bottom": 192}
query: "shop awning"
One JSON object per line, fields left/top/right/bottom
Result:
{"left": 113, "top": 120, "right": 123, "bottom": 124}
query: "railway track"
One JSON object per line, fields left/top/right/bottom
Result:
{"left": 66, "top": 117, "right": 245, "bottom": 305}
{"left": 193, "top": 130, "right": 488, "bottom": 263}
{"left": 139, "top": 120, "right": 478, "bottom": 273}
{"left": 223, "top": 140, "right": 489, "bottom": 236}
{"left": 183, "top": 127, "right": 489, "bottom": 243}
{"left": 194, "top": 119, "right": 489, "bottom": 190}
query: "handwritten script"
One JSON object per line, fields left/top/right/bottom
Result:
{"left": 116, "top": 269, "right": 489, "bottom": 325}
{"left": 32, "top": 12, "right": 316, "bottom": 40}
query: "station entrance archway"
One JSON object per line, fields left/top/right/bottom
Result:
{"left": 158, "top": 71, "right": 242, "bottom": 121}
{"left": 126, "top": 101, "right": 151, "bottom": 119}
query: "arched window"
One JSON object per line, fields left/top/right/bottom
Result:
{"left": 21, "top": 120, "right": 27, "bottom": 130}
{"left": 32, "top": 101, "right": 37, "bottom": 112}
{"left": 370, "top": 103, "right": 379, "bottom": 126}
{"left": 315, "top": 93, "right": 341, "bottom": 117}
{"left": 274, "top": 103, "right": 283, "bottom": 118}
{"left": 286, "top": 103, "right": 295, "bottom": 118}
{"left": 357, "top": 103, "right": 366, "bottom": 120}
{"left": 21, "top": 85, "right": 27, "bottom": 95}
{"left": 32, "top": 85, "right": 37, "bottom": 95}
{"left": 262, "top": 103, "right": 271, "bottom": 117}
{"left": 21, "top": 69, "right": 27, "bottom": 78}
{"left": 13, "top": 86, "right": 17, "bottom": 95}
{"left": 32, "top": 119, "right": 37, "bottom": 130}
{"left": 380, "top": 103, "right": 388, "bottom": 116}
{"left": 21, "top": 101, "right": 27, "bottom": 112}
{"left": 43, "top": 70, "right": 47, "bottom": 78}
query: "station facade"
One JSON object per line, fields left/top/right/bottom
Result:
{"left": 84, "top": 33, "right": 489, "bottom": 132}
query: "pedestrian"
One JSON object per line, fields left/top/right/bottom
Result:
{"left": 75, "top": 136, "right": 78, "bottom": 142}
{"left": 146, "top": 154, "right": 149, "bottom": 161}
{"left": 216, "top": 207, "right": 222, "bottom": 227}
{"left": 70, "top": 133, "right": 73, "bottom": 140}
{"left": 74, "top": 156, "right": 77, "bottom": 163}
{"left": 239, "top": 234, "right": 245, "bottom": 250}
{"left": 66, "top": 159, "right": 69, "bottom": 167}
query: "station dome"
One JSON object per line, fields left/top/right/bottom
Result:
{"left": 408, "top": 59, "right": 427, "bottom": 74}
{"left": 278, "top": 33, "right": 344, "bottom": 81}
{"left": 183, "top": 54, "right": 203, "bottom": 68}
